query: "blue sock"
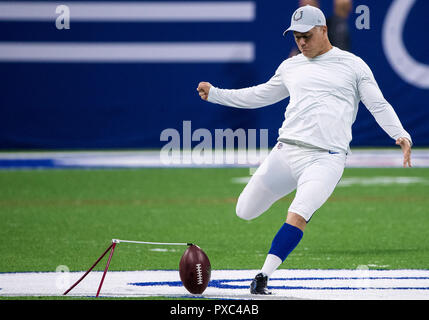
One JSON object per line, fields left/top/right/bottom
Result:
{"left": 268, "top": 223, "right": 304, "bottom": 262}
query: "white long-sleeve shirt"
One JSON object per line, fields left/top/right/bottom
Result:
{"left": 207, "top": 46, "right": 412, "bottom": 153}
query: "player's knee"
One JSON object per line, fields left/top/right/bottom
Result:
{"left": 236, "top": 205, "right": 253, "bottom": 221}
{"left": 235, "top": 196, "right": 264, "bottom": 220}
{"left": 235, "top": 195, "right": 257, "bottom": 221}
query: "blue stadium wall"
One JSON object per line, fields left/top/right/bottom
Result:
{"left": 0, "top": 0, "right": 428, "bottom": 149}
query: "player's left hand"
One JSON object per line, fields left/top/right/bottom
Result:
{"left": 395, "top": 137, "right": 412, "bottom": 168}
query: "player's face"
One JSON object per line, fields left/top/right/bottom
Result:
{"left": 293, "top": 27, "right": 327, "bottom": 58}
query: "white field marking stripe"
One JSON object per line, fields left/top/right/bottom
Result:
{"left": 1, "top": 150, "right": 429, "bottom": 168}
{"left": 1, "top": 269, "right": 429, "bottom": 300}
{"left": 0, "top": 42, "right": 254, "bottom": 62}
{"left": 0, "top": 1, "right": 255, "bottom": 21}
{"left": 231, "top": 176, "right": 429, "bottom": 185}
{"left": 337, "top": 176, "right": 429, "bottom": 187}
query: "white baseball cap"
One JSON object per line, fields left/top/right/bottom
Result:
{"left": 283, "top": 5, "right": 326, "bottom": 36}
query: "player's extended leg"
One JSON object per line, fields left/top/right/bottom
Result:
{"left": 235, "top": 145, "right": 298, "bottom": 221}
{"left": 251, "top": 151, "right": 345, "bottom": 294}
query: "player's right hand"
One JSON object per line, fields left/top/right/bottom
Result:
{"left": 197, "top": 82, "right": 212, "bottom": 101}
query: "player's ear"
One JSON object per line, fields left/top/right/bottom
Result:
{"left": 320, "top": 26, "right": 328, "bottom": 38}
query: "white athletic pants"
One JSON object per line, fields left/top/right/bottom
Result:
{"left": 236, "top": 142, "right": 346, "bottom": 222}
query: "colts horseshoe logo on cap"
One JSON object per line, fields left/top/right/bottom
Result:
{"left": 293, "top": 10, "right": 303, "bottom": 21}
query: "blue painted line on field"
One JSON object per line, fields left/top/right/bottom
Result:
{"left": 0, "top": 159, "right": 56, "bottom": 169}
{"left": 129, "top": 276, "right": 429, "bottom": 291}
{"left": 0, "top": 153, "right": 253, "bottom": 169}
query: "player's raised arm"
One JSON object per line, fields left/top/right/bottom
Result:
{"left": 196, "top": 64, "right": 290, "bottom": 109}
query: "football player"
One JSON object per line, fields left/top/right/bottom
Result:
{"left": 197, "top": 5, "right": 412, "bottom": 294}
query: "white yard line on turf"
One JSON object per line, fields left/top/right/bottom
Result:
{"left": 1, "top": 269, "right": 428, "bottom": 300}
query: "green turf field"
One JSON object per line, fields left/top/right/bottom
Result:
{"left": 0, "top": 167, "right": 428, "bottom": 275}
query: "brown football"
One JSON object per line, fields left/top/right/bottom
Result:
{"left": 179, "top": 244, "right": 211, "bottom": 294}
